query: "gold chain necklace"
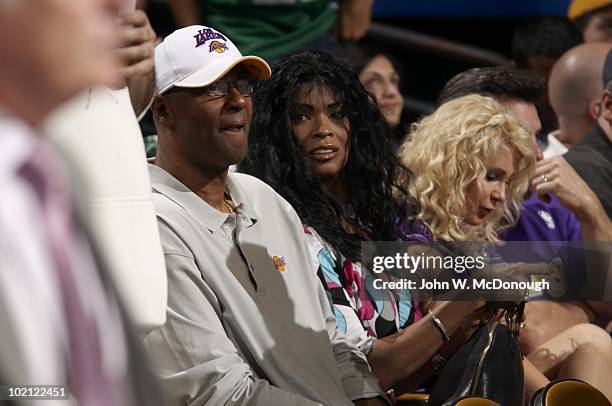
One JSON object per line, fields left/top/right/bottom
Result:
{"left": 223, "top": 192, "right": 235, "bottom": 213}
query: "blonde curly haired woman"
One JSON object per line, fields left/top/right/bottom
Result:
{"left": 398, "top": 94, "right": 534, "bottom": 243}
{"left": 398, "top": 94, "right": 612, "bottom": 402}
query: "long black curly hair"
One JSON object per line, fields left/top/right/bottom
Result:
{"left": 240, "top": 50, "right": 415, "bottom": 261}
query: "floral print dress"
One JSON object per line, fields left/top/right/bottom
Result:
{"left": 302, "top": 225, "right": 420, "bottom": 355}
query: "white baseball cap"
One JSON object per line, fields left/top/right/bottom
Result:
{"left": 154, "top": 25, "right": 271, "bottom": 95}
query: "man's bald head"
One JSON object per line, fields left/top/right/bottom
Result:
{"left": 549, "top": 42, "right": 611, "bottom": 146}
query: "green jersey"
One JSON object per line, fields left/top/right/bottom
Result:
{"left": 201, "top": 0, "right": 337, "bottom": 61}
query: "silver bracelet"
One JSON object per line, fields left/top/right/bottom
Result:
{"left": 428, "top": 309, "right": 450, "bottom": 342}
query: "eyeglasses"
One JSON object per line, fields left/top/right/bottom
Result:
{"left": 203, "top": 78, "right": 257, "bottom": 97}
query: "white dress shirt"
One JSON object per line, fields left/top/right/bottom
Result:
{"left": 0, "top": 109, "right": 130, "bottom": 404}
{"left": 0, "top": 112, "right": 71, "bottom": 396}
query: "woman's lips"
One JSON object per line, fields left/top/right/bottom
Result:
{"left": 478, "top": 207, "right": 493, "bottom": 218}
{"left": 309, "top": 145, "right": 339, "bottom": 162}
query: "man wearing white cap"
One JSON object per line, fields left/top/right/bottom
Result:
{"left": 143, "top": 26, "right": 387, "bottom": 406}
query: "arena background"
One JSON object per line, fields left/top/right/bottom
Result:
{"left": 143, "top": 0, "right": 573, "bottom": 127}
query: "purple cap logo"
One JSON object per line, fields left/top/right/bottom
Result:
{"left": 194, "top": 28, "right": 227, "bottom": 48}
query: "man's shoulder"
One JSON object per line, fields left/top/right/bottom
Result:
{"left": 564, "top": 128, "right": 612, "bottom": 170}
{"left": 565, "top": 144, "right": 607, "bottom": 165}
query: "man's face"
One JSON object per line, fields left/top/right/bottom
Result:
{"left": 500, "top": 99, "right": 543, "bottom": 160}
{"left": 0, "top": 0, "right": 122, "bottom": 108}
{"left": 163, "top": 67, "right": 253, "bottom": 174}
{"left": 583, "top": 7, "right": 612, "bottom": 42}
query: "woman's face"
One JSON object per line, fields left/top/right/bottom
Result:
{"left": 291, "top": 83, "right": 350, "bottom": 188}
{"left": 464, "top": 146, "right": 516, "bottom": 226}
{"left": 359, "top": 54, "right": 404, "bottom": 128}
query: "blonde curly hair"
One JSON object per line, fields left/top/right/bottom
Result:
{"left": 398, "top": 94, "right": 535, "bottom": 242}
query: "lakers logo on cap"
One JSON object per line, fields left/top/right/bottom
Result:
{"left": 209, "top": 40, "right": 228, "bottom": 54}
{"left": 194, "top": 28, "right": 227, "bottom": 48}
{"left": 272, "top": 255, "right": 286, "bottom": 272}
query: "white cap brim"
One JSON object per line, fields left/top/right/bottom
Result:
{"left": 159, "top": 55, "right": 271, "bottom": 94}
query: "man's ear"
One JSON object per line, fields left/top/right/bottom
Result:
{"left": 589, "top": 99, "right": 601, "bottom": 120}
{"left": 600, "top": 90, "right": 612, "bottom": 124}
{"left": 152, "top": 96, "right": 174, "bottom": 129}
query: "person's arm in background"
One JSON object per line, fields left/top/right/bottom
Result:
{"left": 532, "top": 156, "right": 611, "bottom": 328}
{"left": 335, "top": 0, "right": 374, "bottom": 41}
{"left": 169, "top": 0, "right": 200, "bottom": 27}
{"left": 532, "top": 156, "right": 612, "bottom": 240}
{"left": 117, "top": 10, "right": 157, "bottom": 118}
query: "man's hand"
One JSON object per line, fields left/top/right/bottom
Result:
{"left": 531, "top": 156, "right": 612, "bottom": 238}
{"left": 116, "top": 9, "right": 156, "bottom": 116}
{"left": 117, "top": 10, "right": 156, "bottom": 80}
{"left": 335, "top": 0, "right": 374, "bottom": 41}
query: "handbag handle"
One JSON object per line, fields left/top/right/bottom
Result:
{"left": 481, "top": 301, "right": 525, "bottom": 336}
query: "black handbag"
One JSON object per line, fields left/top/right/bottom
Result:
{"left": 427, "top": 304, "right": 525, "bottom": 406}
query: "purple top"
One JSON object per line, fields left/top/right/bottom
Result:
{"left": 503, "top": 194, "right": 582, "bottom": 243}
{"left": 502, "top": 194, "right": 585, "bottom": 297}
{"left": 396, "top": 217, "right": 434, "bottom": 242}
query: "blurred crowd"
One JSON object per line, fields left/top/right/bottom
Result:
{"left": 0, "top": 0, "right": 611, "bottom": 405}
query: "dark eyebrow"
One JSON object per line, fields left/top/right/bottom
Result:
{"left": 293, "top": 103, "right": 313, "bottom": 111}
{"left": 293, "top": 101, "right": 343, "bottom": 110}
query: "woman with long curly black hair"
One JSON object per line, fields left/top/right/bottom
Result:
{"left": 240, "top": 50, "right": 485, "bottom": 392}
{"left": 242, "top": 49, "right": 405, "bottom": 260}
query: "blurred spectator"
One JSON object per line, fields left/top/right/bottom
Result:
{"left": 44, "top": 7, "right": 167, "bottom": 331}
{"left": 144, "top": 26, "right": 386, "bottom": 405}
{"left": 564, "top": 49, "right": 612, "bottom": 218}
{"left": 549, "top": 42, "right": 610, "bottom": 148}
{"left": 168, "top": 0, "right": 373, "bottom": 61}
{"left": 513, "top": 16, "right": 583, "bottom": 78}
{"left": 569, "top": 0, "right": 612, "bottom": 42}
{"left": 0, "top": 0, "right": 161, "bottom": 404}
{"left": 512, "top": 16, "right": 583, "bottom": 135}
{"left": 438, "top": 67, "right": 560, "bottom": 159}
{"left": 438, "top": 67, "right": 612, "bottom": 353}
{"left": 335, "top": 44, "right": 407, "bottom": 147}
